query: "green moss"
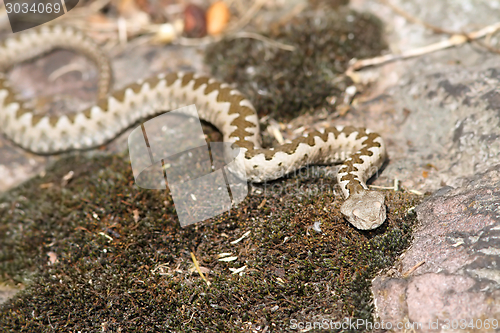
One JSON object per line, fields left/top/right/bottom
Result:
{"left": 0, "top": 152, "right": 420, "bottom": 331}
{"left": 205, "top": 8, "right": 387, "bottom": 120}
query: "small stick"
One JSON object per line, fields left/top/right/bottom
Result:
{"left": 402, "top": 260, "right": 425, "bottom": 278}
{"left": 346, "top": 1, "right": 500, "bottom": 75}
{"left": 175, "top": 31, "right": 295, "bottom": 51}
{"left": 228, "top": 32, "right": 295, "bottom": 51}
{"left": 346, "top": 34, "right": 469, "bottom": 74}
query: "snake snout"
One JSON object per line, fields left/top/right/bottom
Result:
{"left": 340, "top": 191, "right": 386, "bottom": 230}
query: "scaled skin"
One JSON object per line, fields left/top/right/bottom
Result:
{"left": 340, "top": 191, "right": 386, "bottom": 230}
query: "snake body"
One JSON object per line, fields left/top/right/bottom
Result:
{"left": 0, "top": 25, "right": 387, "bottom": 229}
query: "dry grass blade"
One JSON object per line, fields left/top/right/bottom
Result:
{"left": 190, "top": 252, "right": 211, "bottom": 286}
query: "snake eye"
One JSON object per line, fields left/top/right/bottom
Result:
{"left": 374, "top": 201, "right": 382, "bottom": 210}
{"left": 352, "top": 209, "right": 360, "bottom": 218}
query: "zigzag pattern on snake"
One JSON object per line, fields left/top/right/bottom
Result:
{"left": 0, "top": 25, "right": 388, "bottom": 230}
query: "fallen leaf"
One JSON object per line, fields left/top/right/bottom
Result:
{"left": 47, "top": 252, "right": 58, "bottom": 265}
{"left": 206, "top": 1, "right": 230, "bottom": 35}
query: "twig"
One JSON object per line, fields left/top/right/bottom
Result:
{"left": 346, "top": 22, "right": 500, "bottom": 75}
{"left": 402, "top": 260, "right": 425, "bottom": 278}
{"left": 182, "top": 311, "right": 196, "bottom": 325}
{"left": 347, "top": 0, "right": 500, "bottom": 75}
{"left": 347, "top": 34, "right": 466, "bottom": 73}
{"left": 465, "top": 22, "right": 500, "bottom": 40}
{"left": 229, "top": 31, "right": 295, "bottom": 51}
{"left": 369, "top": 185, "right": 395, "bottom": 190}
{"left": 409, "top": 189, "right": 424, "bottom": 196}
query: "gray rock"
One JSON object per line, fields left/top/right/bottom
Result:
{"left": 373, "top": 165, "right": 500, "bottom": 331}
{"left": 347, "top": 1, "right": 500, "bottom": 329}
{"left": 344, "top": 0, "right": 500, "bottom": 329}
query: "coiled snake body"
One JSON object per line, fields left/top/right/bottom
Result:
{"left": 0, "top": 25, "right": 387, "bottom": 229}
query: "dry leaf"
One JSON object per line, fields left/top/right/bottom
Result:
{"left": 206, "top": 1, "right": 230, "bottom": 35}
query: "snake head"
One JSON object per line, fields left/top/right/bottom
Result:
{"left": 340, "top": 191, "right": 386, "bottom": 230}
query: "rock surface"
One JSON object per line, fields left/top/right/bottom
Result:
{"left": 373, "top": 165, "right": 500, "bottom": 330}
{"left": 348, "top": 0, "right": 500, "bottom": 330}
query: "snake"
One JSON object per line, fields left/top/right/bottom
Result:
{"left": 0, "top": 25, "right": 388, "bottom": 230}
